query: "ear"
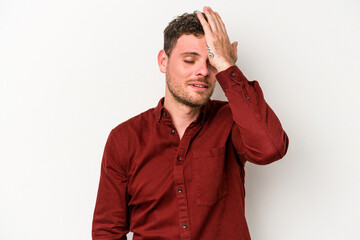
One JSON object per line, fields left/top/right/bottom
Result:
{"left": 157, "top": 49, "right": 168, "bottom": 73}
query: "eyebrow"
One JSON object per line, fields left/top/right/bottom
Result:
{"left": 180, "top": 52, "right": 200, "bottom": 56}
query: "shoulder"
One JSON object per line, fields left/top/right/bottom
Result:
{"left": 208, "top": 99, "right": 229, "bottom": 109}
{"left": 207, "top": 99, "right": 231, "bottom": 115}
{"left": 202, "top": 99, "right": 233, "bottom": 126}
{"left": 103, "top": 107, "right": 156, "bottom": 161}
{"left": 111, "top": 107, "right": 156, "bottom": 138}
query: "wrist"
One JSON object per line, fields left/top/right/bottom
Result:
{"left": 216, "top": 62, "right": 235, "bottom": 72}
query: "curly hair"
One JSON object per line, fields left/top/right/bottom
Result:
{"left": 163, "top": 12, "right": 208, "bottom": 57}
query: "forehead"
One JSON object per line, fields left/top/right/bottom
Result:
{"left": 171, "top": 34, "right": 207, "bottom": 57}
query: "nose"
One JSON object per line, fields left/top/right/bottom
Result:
{"left": 196, "top": 60, "right": 209, "bottom": 77}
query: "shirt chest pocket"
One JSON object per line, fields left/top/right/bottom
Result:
{"left": 191, "top": 146, "right": 228, "bottom": 207}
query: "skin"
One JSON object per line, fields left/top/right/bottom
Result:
{"left": 157, "top": 6, "right": 238, "bottom": 139}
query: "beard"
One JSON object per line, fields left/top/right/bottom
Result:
{"left": 166, "top": 72, "right": 214, "bottom": 108}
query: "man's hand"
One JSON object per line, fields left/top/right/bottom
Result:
{"left": 197, "top": 6, "right": 238, "bottom": 72}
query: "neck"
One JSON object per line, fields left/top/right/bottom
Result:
{"left": 164, "top": 93, "right": 201, "bottom": 140}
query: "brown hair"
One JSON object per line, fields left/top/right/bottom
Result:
{"left": 163, "top": 12, "right": 207, "bottom": 57}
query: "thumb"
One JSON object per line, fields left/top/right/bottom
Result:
{"left": 232, "top": 41, "right": 238, "bottom": 48}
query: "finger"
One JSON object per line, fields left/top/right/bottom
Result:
{"left": 196, "top": 11, "right": 212, "bottom": 35}
{"left": 214, "top": 11, "right": 227, "bottom": 34}
{"left": 232, "top": 41, "right": 238, "bottom": 50}
{"left": 212, "top": 11, "right": 226, "bottom": 34}
{"left": 203, "top": 6, "right": 219, "bottom": 32}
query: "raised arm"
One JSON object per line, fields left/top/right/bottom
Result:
{"left": 197, "top": 6, "right": 289, "bottom": 165}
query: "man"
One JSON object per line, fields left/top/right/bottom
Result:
{"left": 92, "top": 6, "right": 289, "bottom": 240}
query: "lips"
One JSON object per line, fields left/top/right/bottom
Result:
{"left": 191, "top": 84, "right": 208, "bottom": 88}
{"left": 188, "top": 81, "right": 209, "bottom": 89}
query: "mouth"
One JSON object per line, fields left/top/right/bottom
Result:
{"left": 191, "top": 84, "right": 208, "bottom": 88}
{"left": 188, "top": 81, "right": 209, "bottom": 91}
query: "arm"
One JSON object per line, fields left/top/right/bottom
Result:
{"left": 197, "top": 6, "right": 289, "bottom": 164}
{"left": 216, "top": 66, "right": 289, "bottom": 165}
{"left": 92, "top": 129, "right": 130, "bottom": 239}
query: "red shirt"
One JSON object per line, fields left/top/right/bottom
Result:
{"left": 92, "top": 66, "right": 289, "bottom": 240}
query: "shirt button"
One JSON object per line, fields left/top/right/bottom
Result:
{"left": 246, "top": 96, "right": 250, "bottom": 100}
{"left": 170, "top": 129, "right": 175, "bottom": 134}
{"left": 177, "top": 157, "right": 182, "bottom": 162}
{"left": 230, "top": 72, "right": 236, "bottom": 77}
{"left": 178, "top": 188, "right": 183, "bottom": 193}
{"left": 182, "top": 224, "right": 187, "bottom": 229}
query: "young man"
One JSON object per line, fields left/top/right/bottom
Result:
{"left": 92, "top": 6, "right": 289, "bottom": 240}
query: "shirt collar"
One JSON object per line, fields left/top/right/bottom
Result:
{"left": 154, "top": 97, "right": 211, "bottom": 124}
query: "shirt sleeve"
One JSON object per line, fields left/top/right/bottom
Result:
{"left": 92, "top": 129, "right": 130, "bottom": 239}
{"left": 216, "top": 65, "right": 289, "bottom": 165}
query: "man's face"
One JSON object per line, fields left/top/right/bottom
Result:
{"left": 164, "top": 34, "right": 217, "bottom": 108}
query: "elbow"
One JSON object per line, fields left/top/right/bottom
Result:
{"left": 248, "top": 147, "right": 281, "bottom": 165}
{"left": 248, "top": 133, "right": 289, "bottom": 165}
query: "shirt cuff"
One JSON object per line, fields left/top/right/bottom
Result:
{"left": 215, "top": 65, "right": 248, "bottom": 91}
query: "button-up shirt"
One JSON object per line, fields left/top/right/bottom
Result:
{"left": 92, "top": 66, "right": 289, "bottom": 240}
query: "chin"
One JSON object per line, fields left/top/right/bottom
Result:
{"left": 182, "top": 95, "right": 211, "bottom": 108}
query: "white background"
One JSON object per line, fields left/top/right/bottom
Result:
{"left": 1, "top": 0, "right": 359, "bottom": 239}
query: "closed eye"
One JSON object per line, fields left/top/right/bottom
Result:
{"left": 184, "top": 60, "right": 195, "bottom": 64}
